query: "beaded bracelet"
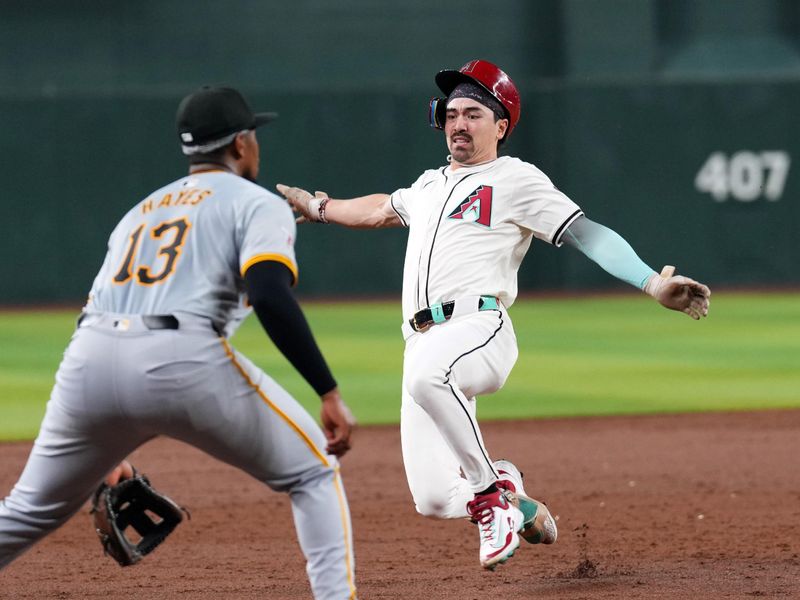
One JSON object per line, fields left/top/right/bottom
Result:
{"left": 318, "top": 197, "right": 330, "bottom": 224}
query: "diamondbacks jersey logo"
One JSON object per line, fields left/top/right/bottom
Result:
{"left": 447, "top": 185, "right": 493, "bottom": 227}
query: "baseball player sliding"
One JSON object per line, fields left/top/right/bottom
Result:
{"left": 278, "top": 59, "right": 711, "bottom": 570}
{"left": 0, "top": 87, "right": 357, "bottom": 599}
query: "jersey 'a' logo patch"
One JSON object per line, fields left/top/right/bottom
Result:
{"left": 447, "top": 185, "right": 493, "bottom": 227}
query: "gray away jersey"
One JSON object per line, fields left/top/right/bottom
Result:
{"left": 86, "top": 170, "right": 297, "bottom": 336}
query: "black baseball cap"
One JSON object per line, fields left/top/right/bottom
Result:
{"left": 176, "top": 86, "right": 277, "bottom": 149}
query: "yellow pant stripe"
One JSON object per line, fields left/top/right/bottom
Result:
{"left": 221, "top": 339, "right": 356, "bottom": 593}
{"left": 219, "top": 338, "right": 329, "bottom": 467}
{"left": 333, "top": 467, "right": 357, "bottom": 598}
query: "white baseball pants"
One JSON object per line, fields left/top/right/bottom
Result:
{"left": 400, "top": 307, "right": 518, "bottom": 519}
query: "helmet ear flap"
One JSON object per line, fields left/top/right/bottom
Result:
{"left": 429, "top": 97, "right": 447, "bottom": 130}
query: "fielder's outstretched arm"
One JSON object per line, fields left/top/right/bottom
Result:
{"left": 562, "top": 216, "right": 710, "bottom": 319}
{"left": 276, "top": 184, "right": 402, "bottom": 229}
{"left": 244, "top": 260, "right": 356, "bottom": 456}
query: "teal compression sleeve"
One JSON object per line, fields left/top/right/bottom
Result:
{"left": 562, "top": 216, "right": 656, "bottom": 289}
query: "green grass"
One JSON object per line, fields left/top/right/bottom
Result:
{"left": 1, "top": 292, "right": 799, "bottom": 441}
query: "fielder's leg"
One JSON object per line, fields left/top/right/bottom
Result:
{"left": 156, "top": 336, "right": 356, "bottom": 600}
{"left": 0, "top": 389, "right": 143, "bottom": 568}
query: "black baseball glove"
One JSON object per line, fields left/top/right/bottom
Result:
{"left": 90, "top": 470, "right": 187, "bottom": 566}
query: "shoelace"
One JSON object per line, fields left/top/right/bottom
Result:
{"left": 467, "top": 494, "right": 500, "bottom": 540}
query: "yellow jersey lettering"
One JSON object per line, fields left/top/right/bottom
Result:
{"left": 143, "top": 189, "right": 212, "bottom": 212}
{"left": 176, "top": 190, "right": 192, "bottom": 205}
{"left": 191, "top": 189, "right": 213, "bottom": 205}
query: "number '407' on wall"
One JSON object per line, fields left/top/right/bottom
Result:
{"left": 694, "top": 151, "right": 790, "bottom": 202}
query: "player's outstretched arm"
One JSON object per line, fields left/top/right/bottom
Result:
{"left": 276, "top": 183, "right": 402, "bottom": 228}
{"left": 562, "top": 216, "right": 710, "bottom": 319}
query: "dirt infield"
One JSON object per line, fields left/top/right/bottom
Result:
{"left": 1, "top": 410, "right": 799, "bottom": 599}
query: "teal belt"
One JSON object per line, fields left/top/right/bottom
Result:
{"left": 409, "top": 296, "right": 498, "bottom": 332}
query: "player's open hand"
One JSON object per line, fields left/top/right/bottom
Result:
{"left": 276, "top": 183, "right": 327, "bottom": 224}
{"left": 319, "top": 388, "right": 356, "bottom": 457}
{"left": 645, "top": 265, "right": 711, "bottom": 320}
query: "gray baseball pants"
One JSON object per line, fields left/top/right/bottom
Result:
{"left": 0, "top": 313, "right": 356, "bottom": 600}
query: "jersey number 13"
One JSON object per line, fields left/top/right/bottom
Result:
{"left": 112, "top": 218, "right": 191, "bottom": 286}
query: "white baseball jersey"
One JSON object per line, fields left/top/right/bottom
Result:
{"left": 394, "top": 156, "right": 582, "bottom": 518}
{"left": 390, "top": 156, "right": 583, "bottom": 320}
{"left": 86, "top": 170, "right": 297, "bottom": 336}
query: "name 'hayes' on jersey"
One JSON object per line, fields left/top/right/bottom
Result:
{"left": 86, "top": 170, "right": 297, "bottom": 336}
{"left": 390, "top": 156, "right": 583, "bottom": 319}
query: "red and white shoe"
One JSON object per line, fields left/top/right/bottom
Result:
{"left": 466, "top": 488, "right": 524, "bottom": 570}
{"left": 494, "top": 459, "right": 558, "bottom": 545}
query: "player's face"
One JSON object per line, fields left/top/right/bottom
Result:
{"left": 444, "top": 98, "right": 508, "bottom": 166}
{"left": 240, "top": 129, "right": 260, "bottom": 182}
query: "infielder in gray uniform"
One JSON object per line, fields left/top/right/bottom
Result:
{"left": 278, "top": 59, "right": 711, "bottom": 570}
{"left": 0, "top": 86, "right": 357, "bottom": 599}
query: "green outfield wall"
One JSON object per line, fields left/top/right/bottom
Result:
{"left": 2, "top": 0, "right": 799, "bottom": 303}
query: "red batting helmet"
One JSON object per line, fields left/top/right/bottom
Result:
{"left": 428, "top": 59, "right": 521, "bottom": 140}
